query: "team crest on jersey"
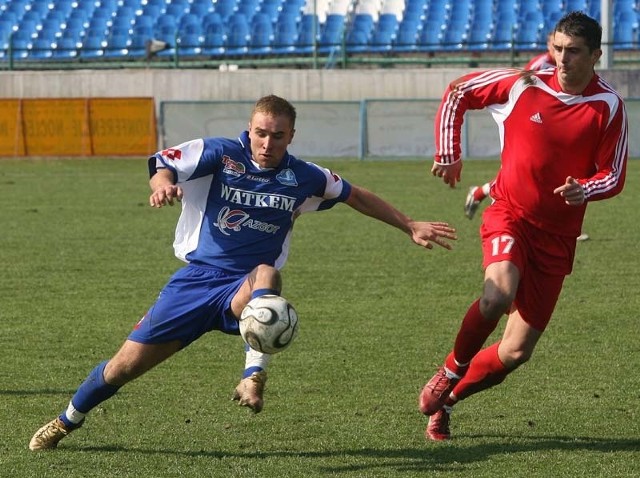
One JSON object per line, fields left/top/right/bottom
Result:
{"left": 276, "top": 168, "right": 298, "bottom": 186}
{"left": 161, "top": 148, "right": 182, "bottom": 160}
{"left": 222, "top": 156, "right": 246, "bottom": 177}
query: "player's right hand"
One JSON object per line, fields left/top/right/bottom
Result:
{"left": 431, "top": 161, "right": 462, "bottom": 188}
{"left": 149, "top": 185, "right": 183, "bottom": 208}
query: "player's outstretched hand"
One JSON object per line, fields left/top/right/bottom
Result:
{"left": 149, "top": 184, "right": 183, "bottom": 208}
{"left": 410, "top": 221, "right": 457, "bottom": 250}
{"left": 431, "top": 161, "right": 462, "bottom": 188}
{"left": 553, "top": 176, "right": 586, "bottom": 206}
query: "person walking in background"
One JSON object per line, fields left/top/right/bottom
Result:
{"left": 421, "top": 12, "right": 627, "bottom": 441}
{"left": 29, "top": 95, "right": 457, "bottom": 451}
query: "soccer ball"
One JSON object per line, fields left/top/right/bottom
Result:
{"left": 239, "top": 295, "right": 299, "bottom": 354}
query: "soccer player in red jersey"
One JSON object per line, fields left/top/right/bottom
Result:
{"left": 465, "top": 32, "right": 557, "bottom": 221}
{"left": 420, "top": 11, "right": 628, "bottom": 441}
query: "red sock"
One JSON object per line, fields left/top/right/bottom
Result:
{"left": 473, "top": 187, "right": 487, "bottom": 201}
{"left": 451, "top": 342, "right": 510, "bottom": 402}
{"left": 449, "top": 299, "right": 500, "bottom": 368}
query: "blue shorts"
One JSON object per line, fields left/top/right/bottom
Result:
{"left": 128, "top": 263, "right": 247, "bottom": 347}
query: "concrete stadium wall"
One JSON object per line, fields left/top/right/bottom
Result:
{"left": 2, "top": 68, "right": 640, "bottom": 102}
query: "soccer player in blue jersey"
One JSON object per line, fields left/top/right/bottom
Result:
{"left": 29, "top": 95, "right": 457, "bottom": 450}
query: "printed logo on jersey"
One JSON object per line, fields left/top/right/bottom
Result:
{"left": 246, "top": 174, "right": 271, "bottom": 183}
{"left": 222, "top": 156, "right": 246, "bottom": 177}
{"left": 276, "top": 168, "right": 298, "bottom": 186}
{"left": 220, "top": 184, "right": 296, "bottom": 211}
{"left": 530, "top": 112, "right": 543, "bottom": 124}
{"left": 214, "top": 206, "right": 280, "bottom": 235}
{"left": 161, "top": 148, "right": 182, "bottom": 160}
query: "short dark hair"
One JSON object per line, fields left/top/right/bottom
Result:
{"left": 555, "top": 11, "right": 602, "bottom": 51}
{"left": 252, "top": 95, "right": 297, "bottom": 128}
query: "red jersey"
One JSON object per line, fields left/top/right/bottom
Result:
{"left": 525, "top": 52, "right": 555, "bottom": 70}
{"left": 434, "top": 68, "right": 628, "bottom": 236}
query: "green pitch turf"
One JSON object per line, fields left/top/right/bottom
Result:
{"left": 1, "top": 158, "right": 638, "bottom": 477}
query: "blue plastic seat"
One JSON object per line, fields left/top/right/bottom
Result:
{"left": 30, "top": 38, "right": 53, "bottom": 58}
{"left": 346, "top": 28, "right": 369, "bottom": 53}
{"left": 272, "top": 19, "right": 297, "bottom": 53}
{"left": 103, "top": 33, "right": 130, "bottom": 57}
{"left": 79, "top": 35, "right": 105, "bottom": 58}
{"left": 249, "top": 20, "right": 273, "bottom": 54}
{"left": 177, "top": 33, "right": 202, "bottom": 56}
{"left": 202, "top": 28, "right": 226, "bottom": 55}
{"left": 52, "top": 37, "right": 79, "bottom": 58}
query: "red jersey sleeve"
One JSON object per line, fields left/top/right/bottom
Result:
{"left": 434, "top": 68, "right": 523, "bottom": 165}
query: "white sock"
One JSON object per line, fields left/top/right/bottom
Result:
{"left": 64, "top": 401, "right": 86, "bottom": 425}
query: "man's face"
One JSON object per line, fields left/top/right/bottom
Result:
{"left": 248, "top": 112, "right": 295, "bottom": 169}
{"left": 553, "top": 31, "right": 601, "bottom": 92}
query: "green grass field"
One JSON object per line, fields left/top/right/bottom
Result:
{"left": 1, "top": 158, "right": 638, "bottom": 477}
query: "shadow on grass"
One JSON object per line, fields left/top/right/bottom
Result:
{"left": 0, "top": 389, "right": 77, "bottom": 396}
{"left": 66, "top": 436, "right": 640, "bottom": 473}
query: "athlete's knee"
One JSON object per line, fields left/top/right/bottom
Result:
{"left": 479, "top": 289, "right": 513, "bottom": 320}
{"left": 254, "top": 264, "right": 282, "bottom": 290}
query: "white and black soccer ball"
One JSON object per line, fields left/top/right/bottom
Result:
{"left": 239, "top": 295, "right": 299, "bottom": 354}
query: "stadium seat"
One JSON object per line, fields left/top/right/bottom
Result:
{"left": 249, "top": 20, "right": 274, "bottom": 54}
{"left": 491, "top": 20, "right": 515, "bottom": 49}
{"left": 272, "top": 19, "right": 298, "bottom": 54}
{"left": 79, "top": 35, "right": 105, "bottom": 58}
{"left": 103, "top": 33, "right": 130, "bottom": 58}
{"left": 177, "top": 33, "right": 202, "bottom": 56}
{"left": 29, "top": 38, "right": 53, "bottom": 59}
{"left": 393, "top": 26, "right": 418, "bottom": 52}
{"left": 225, "top": 21, "right": 250, "bottom": 54}
{"left": 417, "top": 22, "right": 443, "bottom": 51}
{"left": 295, "top": 14, "right": 319, "bottom": 53}
{"left": 346, "top": 28, "right": 370, "bottom": 53}
{"left": 442, "top": 21, "right": 468, "bottom": 50}
{"left": 202, "top": 27, "right": 226, "bottom": 56}
{"left": 52, "top": 37, "right": 79, "bottom": 58}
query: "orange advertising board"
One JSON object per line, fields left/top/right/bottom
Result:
{"left": 0, "top": 99, "right": 25, "bottom": 156}
{"left": 0, "top": 98, "right": 157, "bottom": 157}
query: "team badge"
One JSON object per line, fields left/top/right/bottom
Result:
{"left": 276, "top": 169, "right": 298, "bottom": 186}
{"left": 222, "top": 156, "right": 246, "bottom": 177}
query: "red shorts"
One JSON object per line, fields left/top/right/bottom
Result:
{"left": 480, "top": 201, "right": 577, "bottom": 331}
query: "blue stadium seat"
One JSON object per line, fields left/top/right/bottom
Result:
{"left": 346, "top": 28, "right": 369, "bottom": 53}
{"left": 52, "top": 37, "right": 79, "bottom": 58}
{"left": 9, "top": 38, "right": 31, "bottom": 59}
{"left": 295, "top": 14, "right": 318, "bottom": 53}
{"left": 249, "top": 20, "right": 274, "bottom": 54}
{"left": 202, "top": 27, "right": 226, "bottom": 56}
{"left": 491, "top": 20, "right": 515, "bottom": 49}
{"left": 614, "top": 20, "right": 636, "bottom": 49}
{"left": 417, "top": 22, "right": 443, "bottom": 51}
{"left": 442, "top": 21, "right": 468, "bottom": 50}
{"left": 225, "top": 14, "right": 250, "bottom": 55}
{"left": 29, "top": 38, "right": 53, "bottom": 58}
{"left": 272, "top": 19, "right": 297, "bottom": 54}
{"left": 80, "top": 35, "right": 105, "bottom": 58}
{"left": 177, "top": 33, "right": 202, "bottom": 56}
{"left": 103, "top": 33, "right": 130, "bottom": 57}
{"left": 393, "top": 26, "right": 418, "bottom": 52}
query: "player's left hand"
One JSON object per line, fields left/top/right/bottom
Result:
{"left": 410, "top": 221, "right": 457, "bottom": 250}
{"left": 431, "top": 161, "right": 462, "bottom": 188}
{"left": 553, "top": 176, "right": 586, "bottom": 206}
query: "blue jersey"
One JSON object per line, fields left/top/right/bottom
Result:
{"left": 149, "top": 131, "right": 352, "bottom": 274}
